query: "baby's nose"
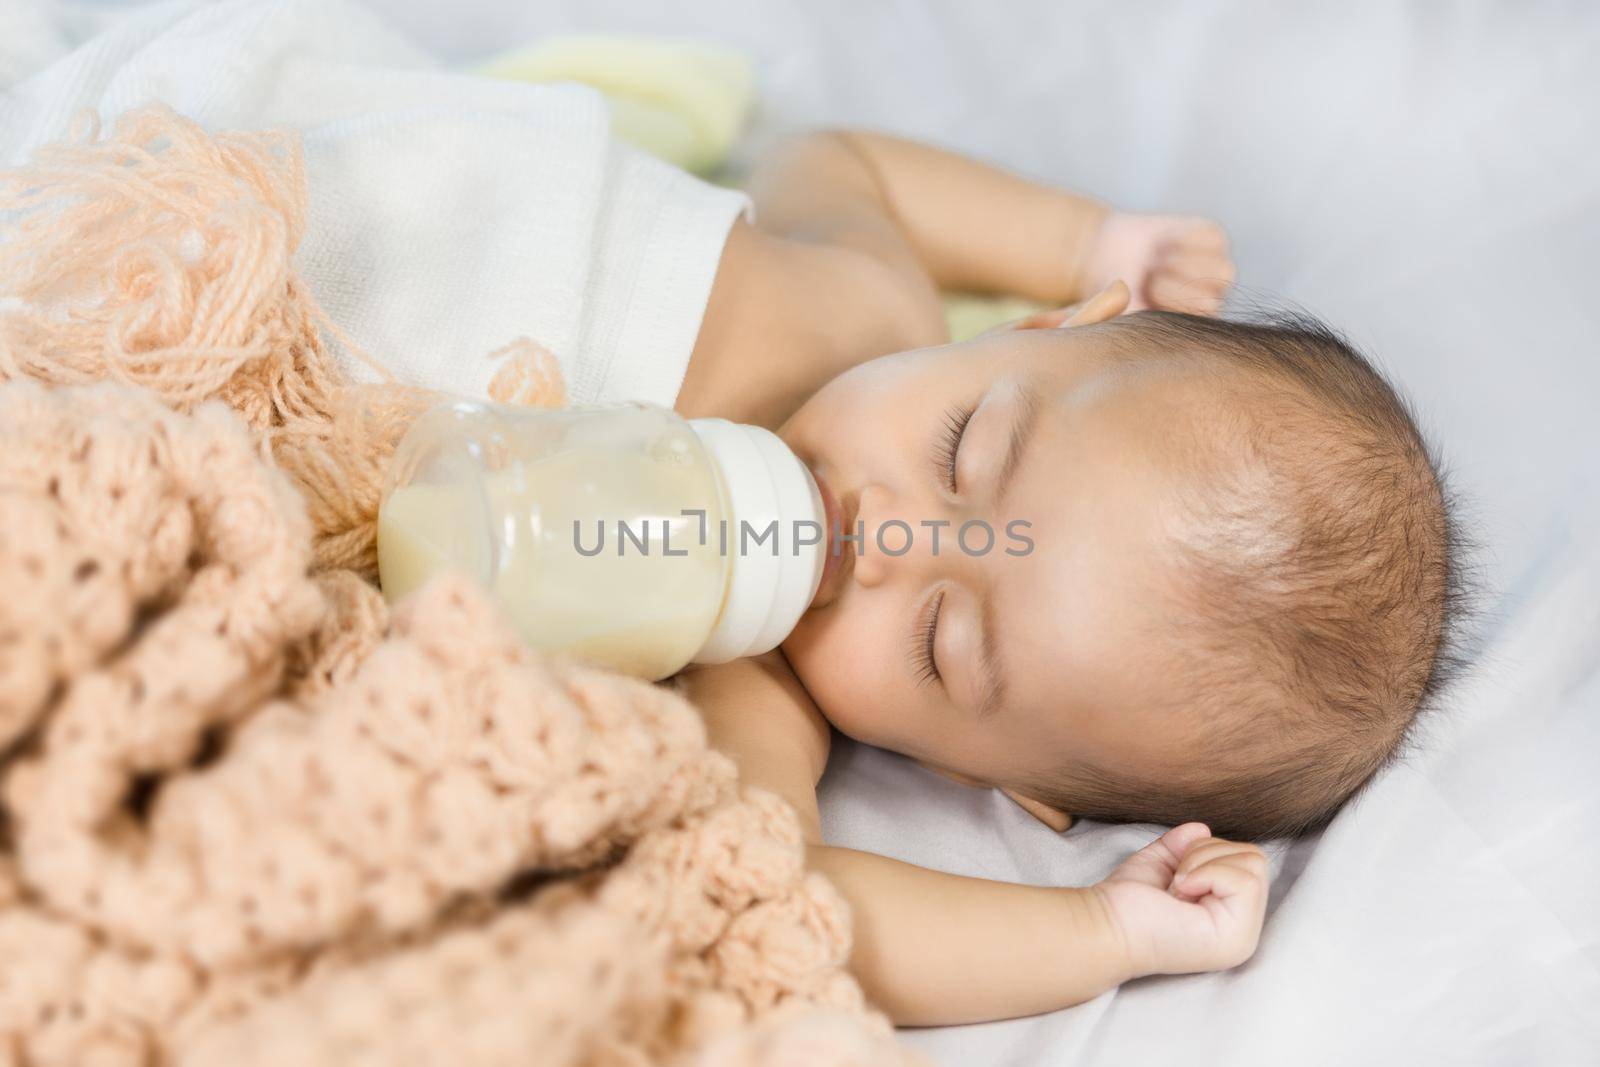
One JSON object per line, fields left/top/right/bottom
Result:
{"left": 849, "top": 483, "right": 941, "bottom": 588}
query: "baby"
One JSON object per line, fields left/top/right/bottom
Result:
{"left": 668, "top": 132, "right": 1459, "bottom": 1024}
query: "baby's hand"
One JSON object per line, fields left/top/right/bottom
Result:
{"left": 1082, "top": 213, "right": 1235, "bottom": 315}
{"left": 1092, "top": 822, "right": 1268, "bottom": 977}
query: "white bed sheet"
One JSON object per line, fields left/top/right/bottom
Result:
{"left": 14, "top": 2, "right": 1600, "bottom": 1063}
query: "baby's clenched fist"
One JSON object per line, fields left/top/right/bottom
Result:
{"left": 1091, "top": 822, "right": 1269, "bottom": 977}
{"left": 1082, "top": 213, "right": 1235, "bottom": 315}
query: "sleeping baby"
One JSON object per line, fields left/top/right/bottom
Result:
{"left": 668, "top": 132, "right": 1461, "bottom": 1024}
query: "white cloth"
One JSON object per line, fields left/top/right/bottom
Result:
{"left": 0, "top": 0, "right": 750, "bottom": 409}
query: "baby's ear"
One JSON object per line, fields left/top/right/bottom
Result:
{"left": 1001, "top": 788, "right": 1075, "bottom": 832}
{"left": 980, "top": 280, "right": 1131, "bottom": 336}
{"left": 922, "top": 762, "right": 988, "bottom": 787}
{"left": 1059, "top": 279, "right": 1131, "bottom": 327}
{"left": 920, "top": 763, "right": 1077, "bottom": 831}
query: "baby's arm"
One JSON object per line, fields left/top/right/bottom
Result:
{"left": 679, "top": 130, "right": 1232, "bottom": 427}
{"left": 749, "top": 130, "right": 1234, "bottom": 314}
{"left": 749, "top": 131, "right": 1106, "bottom": 308}
{"left": 679, "top": 655, "right": 1268, "bottom": 1026}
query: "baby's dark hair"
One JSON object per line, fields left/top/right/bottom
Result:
{"left": 1028, "top": 309, "right": 1471, "bottom": 840}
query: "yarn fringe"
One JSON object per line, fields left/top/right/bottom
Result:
{"left": 0, "top": 103, "right": 489, "bottom": 575}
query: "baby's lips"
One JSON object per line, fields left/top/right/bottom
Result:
{"left": 808, "top": 468, "right": 853, "bottom": 609}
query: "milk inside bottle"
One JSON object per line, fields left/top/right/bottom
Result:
{"left": 377, "top": 400, "right": 825, "bottom": 680}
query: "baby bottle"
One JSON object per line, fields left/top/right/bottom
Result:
{"left": 376, "top": 400, "right": 826, "bottom": 680}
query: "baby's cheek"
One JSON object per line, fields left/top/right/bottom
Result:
{"left": 782, "top": 613, "right": 900, "bottom": 747}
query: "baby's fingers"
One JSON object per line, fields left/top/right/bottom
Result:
{"left": 1174, "top": 852, "right": 1267, "bottom": 904}
{"left": 1177, "top": 859, "right": 1267, "bottom": 967}
{"left": 1147, "top": 255, "right": 1234, "bottom": 314}
{"left": 1109, "top": 821, "right": 1212, "bottom": 889}
{"left": 1146, "top": 273, "right": 1226, "bottom": 315}
{"left": 1175, "top": 836, "right": 1265, "bottom": 870}
{"left": 1156, "top": 249, "right": 1236, "bottom": 288}
{"left": 1162, "top": 218, "right": 1230, "bottom": 256}
{"left": 1172, "top": 839, "right": 1268, "bottom": 900}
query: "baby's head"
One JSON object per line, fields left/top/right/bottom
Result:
{"left": 778, "top": 298, "right": 1464, "bottom": 839}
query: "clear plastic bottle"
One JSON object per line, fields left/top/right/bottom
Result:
{"left": 376, "top": 400, "right": 825, "bottom": 680}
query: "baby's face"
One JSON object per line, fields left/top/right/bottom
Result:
{"left": 779, "top": 324, "right": 1223, "bottom": 800}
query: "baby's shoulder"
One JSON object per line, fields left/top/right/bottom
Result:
{"left": 677, "top": 650, "right": 832, "bottom": 780}
{"left": 676, "top": 219, "right": 945, "bottom": 428}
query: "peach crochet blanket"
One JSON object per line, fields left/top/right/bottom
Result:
{"left": 0, "top": 105, "right": 909, "bottom": 1065}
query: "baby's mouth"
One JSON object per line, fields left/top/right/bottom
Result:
{"left": 809, "top": 468, "right": 854, "bottom": 610}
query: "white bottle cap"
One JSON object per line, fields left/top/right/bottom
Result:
{"left": 687, "top": 418, "right": 825, "bottom": 664}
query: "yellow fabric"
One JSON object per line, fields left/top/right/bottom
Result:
{"left": 477, "top": 35, "right": 754, "bottom": 176}
{"left": 942, "top": 292, "right": 1048, "bottom": 341}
